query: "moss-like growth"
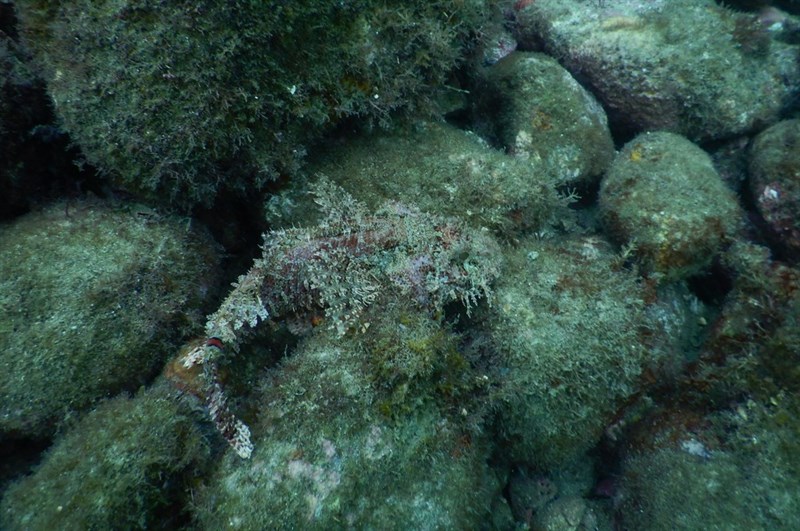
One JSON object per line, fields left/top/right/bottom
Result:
{"left": 16, "top": 1, "right": 489, "bottom": 208}
{"left": 471, "top": 51, "right": 614, "bottom": 188}
{"left": 600, "top": 132, "right": 742, "bottom": 281}
{"left": 488, "top": 235, "right": 652, "bottom": 468}
{"left": 0, "top": 388, "right": 209, "bottom": 530}
{"left": 265, "top": 120, "right": 569, "bottom": 237}
{"left": 513, "top": 0, "right": 800, "bottom": 140}
{"left": 0, "top": 199, "right": 220, "bottom": 439}
{"left": 193, "top": 301, "right": 498, "bottom": 528}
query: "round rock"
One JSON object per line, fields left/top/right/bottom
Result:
{"left": 600, "top": 131, "right": 741, "bottom": 280}
{"left": 473, "top": 51, "right": 614, "bottom": 188}
{"left": 748, "top": 119, "right": 800, "bottom": 259}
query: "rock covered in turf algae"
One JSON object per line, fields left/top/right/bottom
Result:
{"left": 618, "top": 396, "right": 800, "bottom": 530}
{"left": 700, "top": 242, "right": 800, "bottom": 404}
{"left": 513, "top": 0, "right": 800, "bottom": 141}
{"left": 472, "top": 51, "right": 614, "bottom": 188}
{"left": 0, "top": 199, "right": 220, "bottom": 439}
{"left": 600, "top": 132, "right": 741, "bottom": 281}
{"left": 488, "top": 235, "right": 652, "bottom": 469}
{"left": 532, "top": 496, "right": 604, "bottom": 531}
{"left": 15, "top": 1, "right": 489, "bottom": 208}
{"left": 194, "top": 303, "right": 498, "bottom": 529}
{"left": 748, "top": 119, "right": 800, "bottom": 259}
{"left": 266, "top": 121, "right": 570, "bottom": 236}
{"left": 0, "top": 389, "right": 209, "bottom": 530}
{"left": 616, "top": 245, "right": 800, "bottom": 529}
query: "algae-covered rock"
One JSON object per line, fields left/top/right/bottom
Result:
{"left": 600, "top": 132, "right": 742, "bottom": 281}
{"left": 16, "top": 1, "right": 489, "bottom": 208}
{"left": 0, "top": 388, "right": 209, "bottom": 530}
{"left": 748, "top": 119, "right": 800, "bottom": 260}
{"left": 472, "top": 51, "right": 614, "bottom": 188}
{"left": 532, "top": 496, "right": 607, "bottom": 531}
{"left": 266, "top": 121, "right": 568, "bottom": 237}
{"left": 621, "top": 446, "right": 764, "bottom": 530}
{"left": 194, "top": 301, "right": 498, "bottom": 529}
{"left": 513, "top": 0, "right": 800, "bottom": 141}
{"left": 508, "top": 469, "right": 558, "bottom": 522}
{"left": 619, "top": 396, "right": 800, "bottom": 530}
{"left": 0, "top": 199, "right": 220, "bottom": 439}
{"left": 618, "top": 249, "right": 800, "bottom": 529}
{"left": 488, "top": 235, "right": 651, "bottom": 469}
{"left": 700, "top": 242, "right": 800, "bottom": 400}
